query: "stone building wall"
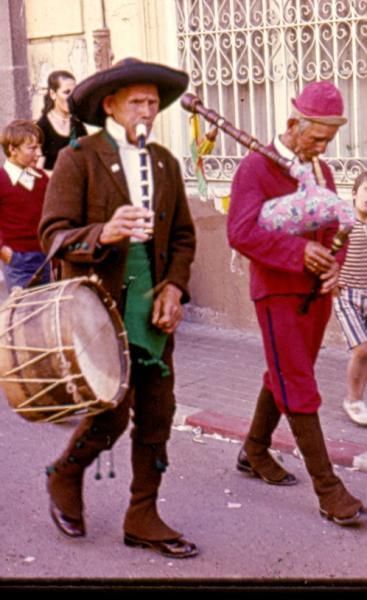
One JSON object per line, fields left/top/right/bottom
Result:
{"left": 0, "top": 0, "right": 346, "bottom": 347}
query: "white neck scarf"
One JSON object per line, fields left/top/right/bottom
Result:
{"left": 105, "top": 117, "right": 154, "bottom": 210}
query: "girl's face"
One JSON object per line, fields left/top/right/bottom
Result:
{"left": 353, "top": 178, "right": 367, "bottom": 220}
{"left": 50, "top": 77, "right": 76, "bottom": 114}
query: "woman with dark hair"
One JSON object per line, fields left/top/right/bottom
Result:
{"left": 37, "top": 70, "right": 87, "bottom": 170}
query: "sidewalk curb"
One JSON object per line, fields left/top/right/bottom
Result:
{"left": 183, "top": 408, "right": 367, "bottom": 470}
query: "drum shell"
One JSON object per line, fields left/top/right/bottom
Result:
{"left": 0, "top": 278, "right": 130, "bottom": 422}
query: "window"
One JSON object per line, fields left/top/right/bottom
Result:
{"left": 176, "top": 0, "right": 367, "bottom": 187}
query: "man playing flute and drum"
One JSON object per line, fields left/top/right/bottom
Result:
{"left": 39, "top": 58, "right": 198, "bottom": 558}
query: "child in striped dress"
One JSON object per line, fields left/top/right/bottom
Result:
{"left": 334, "top": 171, "right": 367, "bottom": 424}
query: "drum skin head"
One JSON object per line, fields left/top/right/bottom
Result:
{"left": 0, "top": 278, "right": 130, "bottom": 422}
{"left": 72, "top": 285, "right": 122, "bottom": 401}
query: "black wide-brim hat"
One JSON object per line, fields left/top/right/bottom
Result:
{"left": 68, "top": 58, "right": 189, "bottom": 126}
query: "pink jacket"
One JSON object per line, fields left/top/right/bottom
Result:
{"left": 227, "top": 144, "right": 346, "bottom": 301}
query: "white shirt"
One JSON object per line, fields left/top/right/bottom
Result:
{"left": 105, "top": 117, "right": 154, "bottom": 210}
{"left": 3, "top": 160, "right": 42, "bottom": 191}
{"left": 273, "top": 135, "right": 296, "bottom": 161}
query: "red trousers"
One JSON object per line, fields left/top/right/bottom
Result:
{"left": 255, "top": 294, "right": 331, "bottom": 414}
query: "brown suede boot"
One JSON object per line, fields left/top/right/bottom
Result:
{"left": 237, "top": 386, "right": 297, "bottom": 485}
{"left": 287, "top": 412, "right": 365, "bottom": 525}
{"left": 123, "top": 441, "right": 198, "bottom": 558}
{"left": 123, "top": 441, "right": 180, "bottom": 540}
{"left": 47, "top": 398, "right": 130, "bottom": 535}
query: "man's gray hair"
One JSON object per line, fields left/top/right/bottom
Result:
{"left": 289, "top": 110, "right": 313, "bottom": 132}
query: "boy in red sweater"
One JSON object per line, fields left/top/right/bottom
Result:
{"left": 0, "top": 120, "right": 50, "bottom": 289}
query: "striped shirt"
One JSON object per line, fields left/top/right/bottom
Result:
{"left": 339, "top": 219, "right": 367, "bottom": 288}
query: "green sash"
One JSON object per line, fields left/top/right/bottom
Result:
{"left": 123, "top": 242, "right": 169, "bottom": 376}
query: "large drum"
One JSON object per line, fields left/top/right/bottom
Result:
{"left": 0, "top": 276, "right": 130, "bottom": 423}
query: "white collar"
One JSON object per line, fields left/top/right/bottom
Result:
{"left": 273, "top": 135, "right": 296, "bottom": 161}
{"left": 3, "top": 160, "right": 43, "bottom": 191}
{"left": 3, "top": 160, "right": 42, "bottom": 186}
{"left": 105, "top": 116, "right": 154, "bottom": 149}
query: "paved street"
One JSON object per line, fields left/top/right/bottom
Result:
{"left": 1, "top": 319, "right": 367, "bottom": 590}
{"left": 174, "top": 321, "right": 367, "bottom": 470}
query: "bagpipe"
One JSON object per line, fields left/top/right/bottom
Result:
{"left": 181, "top": 93, "right": 355, "bottom": 313}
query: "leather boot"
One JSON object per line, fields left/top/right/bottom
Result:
{"left": 238, "top": 386, "right": 296, "bottom": 485}
{"left": 47, "top": 398, "right": 130, "bottom": 534}
{"left": 123, "top": 441, "right": 198, "bottom": 557}
{"left": 287, "top": 412, "right": 364, "bottom": 525}
{"left": 123, "top": 440, "right": 179, "bottom": 541}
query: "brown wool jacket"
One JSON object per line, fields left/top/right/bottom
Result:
{"left": 39, "top": 130, "right": 196, "bottom": 303}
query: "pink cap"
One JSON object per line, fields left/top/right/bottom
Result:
{"left": 291, "top": 81, "right": 347, "bottom": 125}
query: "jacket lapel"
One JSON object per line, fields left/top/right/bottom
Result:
{"left": 93, "top": 134, "right": 168, "bottom": 215}
{"left": 94, "top": 132, "right": 130, "bottom": 211}
{"left": 149, "top": 144, "right": 166, "bottom": 213}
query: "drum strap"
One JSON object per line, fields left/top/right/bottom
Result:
{"left": 25, "top": 231, "right": 70, "bottom": 288}
{"left": 123, "top": 242, "right": 169, "bottom": 376}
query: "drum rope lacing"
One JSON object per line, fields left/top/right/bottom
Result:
{"left": 0, "top": 278, "right": 130, "bottom": 423}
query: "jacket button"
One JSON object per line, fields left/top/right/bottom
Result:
{"left": 159, "top": 211, "right": 166, "bottom": 221}
{"left": 159, "top": 251, "right": 166, "bottom": 260}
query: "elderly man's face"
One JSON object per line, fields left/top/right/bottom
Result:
{"left": 291, "top": 121, "right": 339, "bottom": 162}
{"left": 102, "top": 83, "right": 160, "bottom": 144}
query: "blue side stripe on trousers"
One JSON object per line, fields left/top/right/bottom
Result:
{"left": 265, "top": 306, "right": 289, "bottom": 411}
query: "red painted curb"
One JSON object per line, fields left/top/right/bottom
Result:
{"left": 186, "top": 410, "right": 367, "bottom": 468}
